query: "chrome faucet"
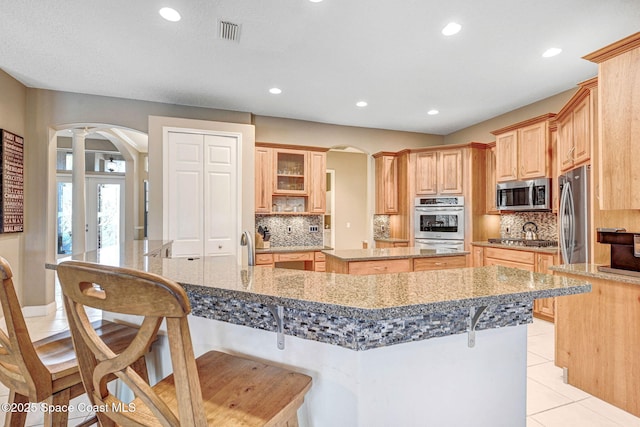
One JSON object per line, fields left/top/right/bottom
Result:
{"left": 240, "top": 231, "right": 255, "bottom": 266}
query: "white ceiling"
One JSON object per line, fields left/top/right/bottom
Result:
{"left": 1, "top": 1, "right": 639, "bottom": 135}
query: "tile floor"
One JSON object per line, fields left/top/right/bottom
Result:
{"left": 2, "top": 298, "right": 640, "bottom": 426}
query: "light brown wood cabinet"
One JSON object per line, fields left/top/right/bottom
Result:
{"left": 585, "top": 32, "right": 640, "bottom": 210}
{"left": 255, "top": 146, "right": 272, "bottom": 213}
{"left": 257, "top": 250, "right": 326, "bottom": 271}
{"left": 481, "top": 246, "right": 557, "bottom": 321}
{"left": 413, "top": 256, "right": 466, "bottom": 271}
{"left": 255, "top": 143, "right": 328, "bottom": 214}
{"left": 471, "top": 245, "right": 484, "bottom": 267}
{"left": 492, "top": 115, "right": 555, "bottom": 182}
{"left": 308, "top": 151, "right": 327, "bottom": 213}
{"left": 374, "top": 153, "right": 399, "bottom": 214}
{"left": 556, "top": 78, "right": 596, "bottom": 173}
{"left": 485, "top": 143, "right": 499, "bottom": 214}
{"left": 375, "top": 240, "right": 409, "bottom": 248}
{"left": 415, "top": 149, "right": 463, "bottom": 195}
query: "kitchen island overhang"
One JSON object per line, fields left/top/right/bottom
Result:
{"left": 47, "top": 242, "right": 591, "bottom": 427}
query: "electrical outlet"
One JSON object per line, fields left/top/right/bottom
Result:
{"left": 381, "top": 225, "right": 385, "bottom": 232}
{"left": 506, "top": 226, "right": 510, "bottom": 234}
{"left": 309, "top": 225, "right": 319, "bottom": 232}
{"left": 287, "top": 226, "right": 292, "bottom": 233}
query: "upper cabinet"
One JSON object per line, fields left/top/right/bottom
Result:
{"left": 415, "top": 148, "right": 463, "bottom": 195}
{"left": 492, "top": 114, "right": 555, "bottom": 182}
{"left": 485, "top": 142, "right": 499, "bottom": 214}
{"left": 584, "top": 32, "right": 640, "bottom": 210}
{"left": 556, "top": 78, "right": 596, "bottom": 173}
{"left": 255, "top": 146, "right": 272, "bottom": 213}
{"left": 255, "top": 143, "right": 328, "bottom": 214}
{"left": 273, "top": 148, "right": 308, "bottom": 194}
{"left": 374, "top": 152, "right": 399, "bottom": 214}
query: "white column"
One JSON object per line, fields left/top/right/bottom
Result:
{"left": 72, "top": 128, "right": 87, "bottom": 254}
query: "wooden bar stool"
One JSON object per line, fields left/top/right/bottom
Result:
{"left": 57, "top": 260, "right": 312, "bottom": 426}
{"left": 0, "top": 256, "right": 154, "bottom": 427}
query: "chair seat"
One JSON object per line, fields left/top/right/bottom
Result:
{"left": 130, "top": 350, "right": 312, "bottom": 426}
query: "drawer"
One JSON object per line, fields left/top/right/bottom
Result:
{"left": 314, "top": 252, "right": 326, "bottom": 262}
{"left": 413, "top": 256, "right": 467, "bottom": 271}
{"left": 274, "top": 252, "right": 314, "bottom": 262}
{"left": 255, "top": 253, "right": 274, "bottom": 265}
{"left": 484, "top": 247, "right": 535, "bottom": 265}
{"left": 348, "top": 259, "right": 411, "bottom": 275}
{"left": 484, "top": 257, "right": 535, "bottom": 271}
{"left": 314, "top": 261, "right": 326, "bottom": 272}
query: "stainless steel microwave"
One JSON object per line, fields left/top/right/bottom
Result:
{"left": 496, "top": 178, "right": 551, "bottom": 211}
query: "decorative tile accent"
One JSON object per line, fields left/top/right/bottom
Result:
{"left": 373, "top": 215, "right": 391, "bottom": 240}
{"left": 255, "top": 215, "right": 323, "bottom": 247}
{"left": 500, "top": 212, "right": 557, "bottom": 241}
{"left": 187, "top": 290, "right": 533, "bottom": 351}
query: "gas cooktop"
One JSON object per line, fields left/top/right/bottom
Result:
{"left": 488, "top": 238, "right": 558, "bottom": 248}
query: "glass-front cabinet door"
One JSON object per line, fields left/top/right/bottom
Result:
{"left": 273, "top": 149, "right": 308, "bottom": 194}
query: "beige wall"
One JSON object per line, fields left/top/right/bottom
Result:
{"left": 443, "top": 88, "right": 580, "bottom": 145}
{"left": 0, "top": 70, "right": 26, "bottom": 303}
{"left": 327, "top": 151, "right": 369, "bottom": 250}
{"left": 22, "top": 89, "right": 252, "bottom": 309}
{"left": 255, "top": 116, "right": 443, "bottom": 154}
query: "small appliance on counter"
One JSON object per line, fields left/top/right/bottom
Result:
{"left": 596, "top": 228, "right": 640, "bottom": 276}
{"left": 256, "top": 226, "right": 271, "bottom": 249}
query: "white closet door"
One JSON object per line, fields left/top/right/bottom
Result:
{"left": 203, "top": 134, "right": 238, "bottom": 257}
{"left": 167, "top": 132, "right": 204, "bottom": 257}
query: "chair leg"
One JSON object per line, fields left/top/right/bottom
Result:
{"left": 3, "top": 390, "right": 28, "bottom": 427}
{"left": 43, "top": 388, "right": 70, "bottom": 427}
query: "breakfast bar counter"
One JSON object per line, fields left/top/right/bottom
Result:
{"left": 48, "top": 241, "right": 591, "bottom": 426}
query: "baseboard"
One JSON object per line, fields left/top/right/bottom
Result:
{"left": 22, "top": 301, "right": 57, "bottom": 318}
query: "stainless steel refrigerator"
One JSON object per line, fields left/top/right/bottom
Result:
{"left": 558, "top": 165, "right": 590, "bottom": 264}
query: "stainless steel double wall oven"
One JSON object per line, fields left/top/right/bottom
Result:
{"left": 414, "top": 196, "right": 465, "bottom": 251}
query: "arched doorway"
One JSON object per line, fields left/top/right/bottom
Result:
{"left": 51, "top": 125, "right": 148, "bottom": 256}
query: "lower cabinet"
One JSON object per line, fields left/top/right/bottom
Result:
{"left": 481, "top": 246, "right": 556, "bottom": 322}
{"left": 413, "top": 256, "right": 466, "bottom": 271}
{"left": 255, "top": 251, "right": 325, "bottom": 271}
{"left": 375, "top": 240, "right": 409, "bottom": 248}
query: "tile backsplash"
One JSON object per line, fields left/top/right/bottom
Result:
{"left": 255, "top": 215, "right": 324, "bottom": 247}
{"left": 500, "top": 212, "right": 557, "bottom": 241}
{"left": 373, "top": 215, "right": 391, "bottom": 240}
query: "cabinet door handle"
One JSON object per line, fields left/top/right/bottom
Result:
{"left": 373, "top": 266, "right": 388, "bottom": 270}
{"left": 434, "top": 262, "right": 445, "bottom": 266}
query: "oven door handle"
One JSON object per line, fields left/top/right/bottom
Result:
{"left": 415, "top": 207, "right": 464, "bottom": 212}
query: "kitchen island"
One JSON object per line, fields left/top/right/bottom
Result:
{"left": 550, "top": 263, "right": 640, "bottom": 418}
{"left": 323, "top": 246, "right": 469, "bottom": 274}
{"left": 48, "top": 241, "right": 590, "bottom": 426}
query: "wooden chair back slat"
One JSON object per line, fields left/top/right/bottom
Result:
{"left": 58, "top": 260, "right": 208, "bottom": 426}
{"left": 0, "top": 257, "right": 52, "bottom": 401}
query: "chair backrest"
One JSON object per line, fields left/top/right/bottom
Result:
{"left": 57, "top": 260, "right": 208, "bottom": 426}
{"left": 0, "top": 256, "right": 52, "bottom": 401}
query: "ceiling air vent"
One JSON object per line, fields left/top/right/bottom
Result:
{"left": 219, "top": 20, "right": 241, "bottom": 42}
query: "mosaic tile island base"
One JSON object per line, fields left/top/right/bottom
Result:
{"left": 48, "top": 240, "right": 591, "bottom": 351}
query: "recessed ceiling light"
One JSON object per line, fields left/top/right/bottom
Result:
{"left": 542, "top": 47, "right": 562, "bottom": 58}
{"left": 427, "top": 109, "right": 439, "bottom": 115}
{"left": 309, "top": 0, "right": 323, "bottom": 2}
{"left": 441, "top": 22, "right": 462, "bottom": 36}
{"left": 269, "top": 87, "right": 282, "bottom": 95}
{"left": 356, "top": 101, "right": 368, "bottom": 107}
{"left": 159, "top": 7, "right": 181, "bottom": 22}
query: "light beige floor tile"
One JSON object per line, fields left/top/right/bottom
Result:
{"left": 532, "top": 401, "right": 621, "bottom": 427}
{"left": 527, "top": 333, "right": 555, "bottom": 361}
{"left": 527, "top": 416, "right": 545, "bottom": 427}
{"left": 578, "top": 397, "right": 640, "bottom": 426}
{"left": 528, "top": 319, "right": 554, "bottom": 337}
{"left": 527, "top": 377, "right": 573, "bottom": 416}
{"left": 528, "top": 362, "right": 591, "bottom": 402}
{"left": 527, "top": 351, "right": 548, "bottom": 367}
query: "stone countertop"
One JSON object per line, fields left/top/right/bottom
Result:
{"left": 323, "top": 247, "right": 468, "bottom": 261}
{"left": 550, "top": 263, "right": 640, "bottom": 286}
{"left": 48, "top": 241, "right": 590, "bottom": 321}
{"left": 471, "top": 241, "right": 559, "bottom": 255}
{"left": 374, "top": 238, "right": 410, "bottom": 243}
{"left": 255, "top": 246, "right": 329, "bottom": 254}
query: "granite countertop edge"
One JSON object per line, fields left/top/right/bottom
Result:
{"left": 322, "top": 250, "right": 469, "bottom": 261}
{"left": 471, "top": 241, "right": 559, "bottom": 254}
{"left": 550, "top": 263, "right": 640, "bottom": 286}
{"left": 182, "top": 278, "right": 590, "bottom": 321}
{"left": 256, "top": 246, "right": 330, "bottom": 254}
